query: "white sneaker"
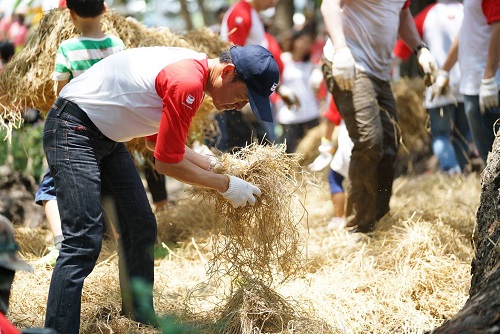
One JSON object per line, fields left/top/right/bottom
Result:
{"left": 327, "top": 217, "right": 347, "bottom": 230}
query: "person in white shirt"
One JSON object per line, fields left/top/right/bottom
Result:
{"left": 393, "top": 0, "right": 471, "bottom": 175}
{"left": 436, "top": 0, "right": 500, "bottom": 165}
{"left": 276, "top": 27, "right": 321, "bottom": 153}
{"left": 321, "top": 0, "right": 437, "bottom": 233}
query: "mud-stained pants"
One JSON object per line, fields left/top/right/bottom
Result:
{"left": 323, "top": 59, "right": 400, "bottom": 232}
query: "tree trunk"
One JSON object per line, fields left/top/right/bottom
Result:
{"left": 430, "top": 136, "right": 500, "bottom": 333}
{"left": 196, "top": 0, "right": 213, "bottom": 26}
{"left": 179, "top": 0, "right": 193, "bottom": 31}
{"left": 272, "top": 0, "right": 294, "bottom": 38}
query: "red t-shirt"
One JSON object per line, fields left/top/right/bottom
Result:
{"left": 324, "top": 98, "right": 342, "bottom": 126}
{"left": 0, "top": 313, "right": 21, "bottom": 334}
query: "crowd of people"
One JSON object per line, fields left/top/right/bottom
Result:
{"left": 0, "top": 0, "right": 499, "bottom": 332}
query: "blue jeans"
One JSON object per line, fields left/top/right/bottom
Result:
{"left": 428, "top": 103, "right": 470, "bottom": 173}
{"left": 34, "top": 169, "right": 57, "bottom": 205}
{"left": 463, "top": 94, "right": 500, "bottom": 163}
{"left": 42, "top": 103, "right": 157, "bottom": 334}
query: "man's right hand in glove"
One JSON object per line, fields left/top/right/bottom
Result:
{"left": 308, "top": 137, "right": 335, "bottom": 172}
{"left": 331, "top": 47, "right": 356, "bottom": 91}
{"left": 219, "top": 175, "right": 262, "bottom": 208}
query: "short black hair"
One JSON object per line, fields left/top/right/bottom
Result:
{"left": 66, "top": 0, "right": 104, "bottom": 18}
{"left": 219, "top": 49, "right": 243, "bottom": 83}
{"left": 0, "top": 41, "right": 14, "bottom": 63}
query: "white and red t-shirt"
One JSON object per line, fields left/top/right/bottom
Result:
{"left": 459, "top": 0, "right": 500, "bottom": 96}
{"left": 393, "top": 1, "right": 464, "bottom": 109}
{"left": 220, "top": 0, "right": 267, "bottom": 48}
{"left": 323, "top": 0, "right": 411, "bottom": 81}
{"left": 60, "top": 47, "right": 208, "bottom": 163}
{"left": 276, "top": 52, "right": 320, "bottom": 124}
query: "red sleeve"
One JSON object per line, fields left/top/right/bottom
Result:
{"left": 225, "top": 1, "right": 252, "bottom": 46}
{"left": 403, "top": 0, "right": 411, "bottom": 9}
{"left": 393, "top": 3, "right": 434, "bottom": 61}
{"left": 0, "top": 313, "right": 21, "bottom": 334}
{"left": 324, "top": 98, "right": 342, "bottom": 126}
{"left": 59, "top": 0, "right": 67, "bottom": 7}
{"left": 265, "top": 32, "right": 284, "bottom": 75}
{"left": 482, "top": 0, "right": 500, "bottom": 24}
{"left": 154, "top": 59, "right": 207, "bottom": 163}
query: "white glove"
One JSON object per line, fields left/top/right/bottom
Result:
{"left": 278, "top": 85, "right": 300, "bottom": 108}
{"left": 332, "top": 47, "right": 356, "bottom": 91}
{"left": 430, "top": 70, "right": 450, "bottom": 100}
{"left": 309, "top": 67, "right": 324, "bottom": 92}
{"left": 219, "top": 175, "right": 261, "bottom": 208}
{"left": 308, "top": 137, "right": 335, "bottom": 172}
{"left": 479, "top": 77, "right": 499, "bottom": 114}
{"left": 417, "top": 47, "right": 438, "bottom": 86}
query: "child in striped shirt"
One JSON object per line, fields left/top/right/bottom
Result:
{"left": 35, "top": 0, "right": 124, "bottom": 267}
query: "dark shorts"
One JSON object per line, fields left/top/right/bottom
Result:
{"left": 35, "top": 169, "right": 56, "bottom": 205}
{"left": 328, "top": 169, "right": 344, "bottom": 194}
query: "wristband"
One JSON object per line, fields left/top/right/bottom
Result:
{"left": 413, "top": 43, "right": 428, "bottom": 56}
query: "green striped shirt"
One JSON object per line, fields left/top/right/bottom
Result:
{"left": 53, "top": 35, "right": 125, "bottom": 81}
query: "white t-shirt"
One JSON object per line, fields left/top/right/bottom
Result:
{"left": 323, "top": 0, "right": 410, "bottom": 81}
{"left": 459, "top": 0, "right": 500, "bottom": 96}
{"left": 275, "top": 52, "right": 320, "bottom": 124}
{"left": 420, "top": 2, "right": 464, "bottom": 108}
{"left": 59, "top": 47, "right": 209, "bottom": 163}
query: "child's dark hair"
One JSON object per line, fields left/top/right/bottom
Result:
{"left": 0, "top": 41, "right": 15, "bottom": 63}
{"left": 66, "top": 0, "right": 104, "bottom": 18}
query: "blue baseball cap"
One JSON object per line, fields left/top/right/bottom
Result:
{"left": 230, "top": 45, "right": 280, "bottom": 122}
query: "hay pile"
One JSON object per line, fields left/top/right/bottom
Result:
{"left": 393, "top": 77, "right": 430, "bottom": 157}
{"left": 196, "top": 143, "right": 309, "bottom": 285}
{"left": 215, "top": 279, "right": 332, "bottom": 334}
{"left": 9, "top": 172, "right": 479, "bottom": 333}
{"left": 0, "top": 8, "right": 226, "bottom": 144}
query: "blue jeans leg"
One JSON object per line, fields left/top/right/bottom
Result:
{"left": 429, "top": 105, "right": 461, "bottom": 173}
{"left": 463, "top": 94, "right": 500, "bottom": 163}
{"left": 43, "top": 108, "right": 157, "bottom": 334}
{"left": 452, "top": 103, "right": 471, "bottom": 171}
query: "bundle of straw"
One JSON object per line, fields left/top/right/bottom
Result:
{"left": 0, "top": 9, "right": 226, "bottom": 146}
{"left": 392, "top": 77, "right": 430, "bottom": 156}
{"left": 215, "top": 279, "right": 333, "bottom": 334}
{"left": 196, "top": 143, "right": 308, "bottom": 285}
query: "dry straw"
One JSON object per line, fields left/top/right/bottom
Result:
{"left": 393, "top": 77, "right": 430, "bottom": 157}
{"left": 10, "top": 173, "right": 478, "bottom": 333}
{"left": 215, "top": 278, "right": 333, "bottom": 334}
{"left": 196, "top": 143, "right": 309, "bottom": 286}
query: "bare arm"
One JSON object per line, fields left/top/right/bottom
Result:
{"left": 320, "top": 0, "right": 346, "bottom": 49}
{"left": 56, "top": 79, "right": 69, "bottom": 96}
{"left": 144, "top": 139, "right": 228, "bottom": 192}
{"left": 398, "top": 8, "right": 423, "bottom": 51}
{"left": 324, "top": 118, "right": 336, "bottom": 140}
{"left": 441, "top": 34, "right": 459, "bottom": 72}
{"left": 484, "top": 20, "right": 500, "bottom": 79}
{"left": 155, "top": 157, "right": 229, "bottom": 193}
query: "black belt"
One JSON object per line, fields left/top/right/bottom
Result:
{"left": 52, "top": 97, "right": 95, "bottom": 128}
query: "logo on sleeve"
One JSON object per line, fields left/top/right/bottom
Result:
{"left": 182, "top": 94, "right": 196, "bottom": 109}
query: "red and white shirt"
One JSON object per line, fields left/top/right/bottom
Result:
{"left": 459, "top": 0, "right": 500, "bottom": 95}
{"left": 323, "top": 0, "right": 411, "bottom": 81}
{"left": 60, "top": 47, "right": 208, "bottom": 163}
{"left": 220, "top": 0, "right": 267, "bottom": 48}
{"left": 393, "top": 1, "right": 464, "bottom": 108}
